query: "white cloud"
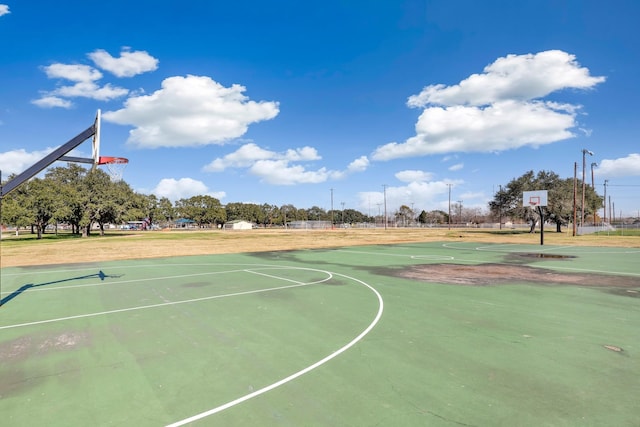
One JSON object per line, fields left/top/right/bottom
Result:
{"left": 374, "top": 100, "right": 577, "bottom": 160}
{"left": 103, "top": 75, "right": 280, "bottom": 148}
{"left": 0, "top": 4, "right": 10, "bottom": 16}
{"left": 151, "top": 177, "right": 225, "bottom": 202}
{"left": 203, "top": 143, "right": 274, "bottom": 172}
{"left": 203, "top": 142, "right": 366, "bottom": 185}
{"left": 89, "top": 48, "right": 159, "bottom": 77}
{"left": 395, "top": 170, "right": 433, "bottom": 183}
{"left": 373, "top": 50, "right": 605, "bottom": 161}
{"left": 34, "top": 62, "right": 129, "bottom": 106}
{"left": 250, "top": 160, "right": 330, "bottom": 185}
{"left": 448, "top": 163, "right": 464, "bottom": 171}
{"left": 0, "top": 147, "right": 55, "bottom": 175}
{"left": 31, "top": 96, "right": 73, "bottom": 109}
{"left": 43, "top": 63, "right": 103, "bottom": 82}
{"left": 33, "top": 48, "right": 157, "bottom": 108}
{"left": 407, "top": 50, "right": 605, "bottom": 108}
{"left": 54, "top": 81, "right": 129, "bottom": 101}
{"left": 346, "top": 156, "right": 370, "bottom": 173}
{"left": 596, "top": 154, "right": 640, "bottom": 177}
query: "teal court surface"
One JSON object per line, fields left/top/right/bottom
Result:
{"left": 1, "top": 242, "right": 639, "bottom": 426}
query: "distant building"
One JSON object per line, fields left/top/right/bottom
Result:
{"left": 223, "top": 220, "right": 253, "bottom": 230}
{"left": 174, "top": 218, "right": 196, "bottom": 228}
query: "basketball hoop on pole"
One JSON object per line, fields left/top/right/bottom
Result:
{"left": 523, "top": 190, "right": 548, "bottom": 246}
{"left": 98, "top": 156, "right": 129, "bottom": 182}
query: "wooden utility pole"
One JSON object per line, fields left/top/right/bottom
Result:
{"left": 573, "top": 162, "right": 577, "bottom": 236}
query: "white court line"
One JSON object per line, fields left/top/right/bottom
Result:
{"left": 0, "top": 264, "right": 329, "bottom": 297}
{"left": 0, "top": 266, "right": 332, "bottom": 330}
{"left": 0, "top": 268, "right": 250, "bottom": 297}
{"left": 165, "top": 270, "right": 383, "bottom": 427}
{"left": 336, "top": 249, "right": 453, "bottom": 261}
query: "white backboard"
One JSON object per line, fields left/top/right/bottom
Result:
{"left": 523, "top": 190, "right": 548, "bottom": 208}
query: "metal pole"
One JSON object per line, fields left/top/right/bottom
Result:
{"left": 330, "top": 188, "right": 334, "bottom": 229}
{"left": 447, "top": 184, "right": 452, "bottom": 230}
{"left": 538, "top": 206, "right": 544, "bottom": 245}
{"left": 499, "top": 185, "right": 502, "bottom": 230}
{"left": 573, "top": 162, "right": 577, "bottom": 236}
{"left": 581, "top": 149, "right": 593, "bottom": 228}
{"left": 1, "top": 169, "right": 3, "bottom": 306}
{"left": 603, "top": 180, "right": 608, "bottom": 224}
{"left": 382, "top": 185, "right": 387, "bottom": 230}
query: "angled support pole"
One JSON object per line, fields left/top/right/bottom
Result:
{"left": 1, "top": 120, "right": 97, "bottom": 197}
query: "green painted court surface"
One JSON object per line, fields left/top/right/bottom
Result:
{"left": 1, "top": 242, "right": 639, "bottom": 426}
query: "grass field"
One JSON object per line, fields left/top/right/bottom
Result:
{"left": 1, "top": 230, "right": 639, "bottom": 426}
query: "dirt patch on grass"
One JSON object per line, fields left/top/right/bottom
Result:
{"left": 396, "top": 263, "right": 640, "bottom": 289}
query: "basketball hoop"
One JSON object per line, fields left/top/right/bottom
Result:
{"left": 98, "top": 156, "right": 129, "bottom": 181}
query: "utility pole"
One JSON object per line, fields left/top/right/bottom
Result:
{"left": 330, "top": 188, "right": 334, "bottom": 229}
{"left": 603, "top": 180, "right": 608, "bottom": 224}
{"left": 447, "top": 184, "right": 452, "bottom": 230}
{"left": 498, "top": 185, "right": 502, "bottom": 230}
{"left": 581, "top": 148, "right": 593, "bottom": 228}
{"left": 382, "top": 185, "right": 387, "bottom": 230}
{"left": 573, "top": 162, "right": 577, "bottom": 236}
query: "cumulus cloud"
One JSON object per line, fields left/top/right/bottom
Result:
{"left": 250, "top": 160, "right": 332, "bottom": 185}
{"left": 395, "top": 170, "right": 434, "bottom": 183}
{"left": 151, "top": 177, "right": 225, "bottom": 202}
{"left": 33, "top": 48, "right": 157, "bottom": 108}
{"left": 448, "top": 163, "right": 464, "bottom": 171}
{"left": 0, "top": 147, "right": 55, "bottom": 175}
{"left": 31, "top": 96, "right": 73, "bottom": 109}
{"left": 0, "top": 4, "right": 9, "bottom": 16}
{"left": 102, "top": 75, "right": 280, "bottom": 148}
{"left": 373, "top": 50, "right": 605, "bottom": 161}
{"left": 203, "top": 142, "right": 366, "bottom": 185}
{"left": 89, "top": 48, "right": 159, "bottom": 77}
{"left": 347, "top": 156, "right": 370, "bottom": 173}
{"left": 596, "top": 154, "right": 640, "bottom": 177}
{"left": 34, "top": 62, "right": 128, "bottom": 106}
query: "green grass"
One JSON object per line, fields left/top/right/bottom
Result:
{"left": 594, "top": 228, "right": 640, "bottom": 237}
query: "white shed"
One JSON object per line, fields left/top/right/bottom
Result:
{"left": 224, "top": 220, "right": 253, "bottom": 230}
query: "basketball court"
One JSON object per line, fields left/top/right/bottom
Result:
{"left": 1, "top": 242, "right": 638, "bottom": 426}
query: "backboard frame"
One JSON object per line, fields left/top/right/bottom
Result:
{"left": 523, "top": 190, "right": 548, "bottom": 208}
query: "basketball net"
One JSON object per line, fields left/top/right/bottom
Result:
{"left": 98, "top": 157, "right": 129, "bottom": 182}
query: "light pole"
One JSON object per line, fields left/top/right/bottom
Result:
{"left": 447, "top": 184, "right": 452, "bottom": 230}
{"left": 330, "top": 188, "right": 334, "bottom": 229}
{"left": 382, "top": 185, "right": 387, "bottom": 230}
{"left": 581, "top": 149, "right": 593, "bottom": 228}
{"left": 590, "top": 162, "right": 597, "bottom": 223}
{"left": 603, "top": 179, "right": 608, "bottom": 224}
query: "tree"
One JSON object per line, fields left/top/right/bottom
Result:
{"left": 46, "top": 164, "right": 89, "bottom": 234}
{"left": 489, "top": 170, "right": 602, "bottom": 233}
{"left": 176, "top": 195, "right": 226, "bottom": 227}
{"left": 20, "top": 177, "right": 58, "bottom": 239}
{"left": 305, "top": 206, "right": 327, "bottom": 221}
{"left": 157, "top": 197, "right": 175, "bottom": 224}
{"left": 1, "top": 174, "right": 33, "bottom": 234}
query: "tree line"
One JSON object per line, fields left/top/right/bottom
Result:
{"left": 1, "top": 165, "right": 601, "bottom": 239}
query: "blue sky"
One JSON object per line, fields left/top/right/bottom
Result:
{"left": 1, "top": 1, "right": 638, "bottom": 219}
